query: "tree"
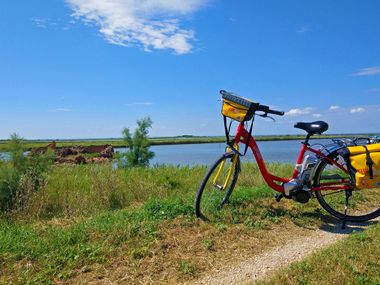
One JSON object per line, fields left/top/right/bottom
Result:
{"left": 121, "top": 117, "right": 155, "bottom": 167}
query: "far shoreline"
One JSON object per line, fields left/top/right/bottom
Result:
{"left": 1, "top": 133, "right": 379, "bottom": 152}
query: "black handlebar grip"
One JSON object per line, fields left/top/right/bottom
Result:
{"left": 258, "top": 105, "right": 285, "bottom": 116}
{"left": 268, "top": 109, "right": 285, "bottom": 116}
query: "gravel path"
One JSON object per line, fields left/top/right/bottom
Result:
{"left": 189, "top": 220, "right": 377, "bottom": 285}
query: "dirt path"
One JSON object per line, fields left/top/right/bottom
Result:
{"left": 189, "top": 220, "right": 377, "bottom": 285}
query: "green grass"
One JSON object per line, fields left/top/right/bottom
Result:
{"left": 1, "top": 161, "right": 377, "bottom": 284}
{"left": 19, "top": 164, "right": 204, "bottom": 219}
{"left": 13, "top": 162, "right": 300, "bottom": 221}
{"left": 0, "top": 162, "right": 307, "bottom": 283}
{"left": 0, "top": 201, "right": 192, "bottom": 283}
{"left": 257, "top": 223, "right": 380, "bottom": 285}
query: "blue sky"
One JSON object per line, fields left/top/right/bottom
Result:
{"left": 1, "top": 0, "right": 379, "bottom": 139}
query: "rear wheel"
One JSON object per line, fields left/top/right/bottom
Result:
{"left": 314, "top": 154, "right": 380, "bottom": 222}
{"left": 195, "top": 152, "right": 240, "bottom": 222}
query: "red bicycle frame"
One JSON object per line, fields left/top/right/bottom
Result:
{"left": 233, "top": 122, "right": 352, "bottom": 193}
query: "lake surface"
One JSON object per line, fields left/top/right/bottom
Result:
{"left": 0, "top": 139, "right": 337, "bottom": 166}
{"left": 0, "top": 153, "right": 9, "bottom": 161}
{"left": 116, "top": 139, "right": 334, "bottom": 166}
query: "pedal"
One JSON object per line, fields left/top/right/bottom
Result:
{"left": 275, "top": 193, "right": 284, "bottom": 203}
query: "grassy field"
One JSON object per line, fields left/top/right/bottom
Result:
{"left": 0, "top": 162, "right": 322, "bottom": 284}
{"left": 1, "top": 133, "right": 377, "bottom": 152}
{"left": 257, "top": 222, "right": 380, "bottom": 285}
{"left": 1, "top": 162, "right": 379, "bottom": 284}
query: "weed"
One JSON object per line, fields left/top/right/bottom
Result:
{"left": 202, "top": 238, "right": 214, "bottom": 251}
{"left": 131, "top": 246, "right": 150, "bottom": 259}
{"left": 178, "top": 260, "right": 198, "bottom": 277}
{"left": 217, "top": 223, "right": 227, "bottom": 233}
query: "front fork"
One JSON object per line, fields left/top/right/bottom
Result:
{"left": 212, "top": 146, "right": 240, "bottom": 190}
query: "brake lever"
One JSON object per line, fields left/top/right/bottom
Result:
{"left": 259, "top": 113, "right": 276, "bottom": 122}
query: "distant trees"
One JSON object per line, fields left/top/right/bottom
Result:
{"left": 120, "top": 117, "right": 154, "bottom": 167}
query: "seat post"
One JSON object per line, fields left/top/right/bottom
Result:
{"left": 304, "top": 134, "right": 311, "bottom": 145}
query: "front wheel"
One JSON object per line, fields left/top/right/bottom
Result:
{"left": 314, "top": 155, "right": 380, "bottom": 222}
{"left": 195, "top": 152, "right": 240, "bottom": 222}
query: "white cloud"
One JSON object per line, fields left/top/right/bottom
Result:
{"left": 312, "top": 113, "right": 321, "bottom": 118}
{"left": 350, "top": 107, "right": 365, "bottom": 114}
{"left": 352, "top": 66, "right": 380, "bottom": 77}
{"left": 32, "top": 17, "right": 49, "bottom": 28}
{"left": 329, "top": 105, "right": 340, "bottom": 111}
{"left": 124, "top": 102, "right": 153, "bottom": 106}
{"left": 286, "top": 107, "right": 312, "bottom": 116}
{"left": 66, "top": 0, "right": 207, "bottom": 54}
{"left": 31, "top": 17, "right": 60, "bottom": 29}
{"left": 48, "top": 108, "right": 72, "bottom": 112}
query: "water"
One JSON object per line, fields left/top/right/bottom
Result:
{"left": 0, "top": 152, "right": 10, "bottom": 161}
{"left": 0, "top": 139, "right": 335, "bottom": 166}
{"left": 116, "top": 139, "right": 334, "bottom": 166}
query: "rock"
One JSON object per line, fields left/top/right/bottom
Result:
{"left": 82, "top": 145, "right": 111, "bottom": 154}
{"left": 89, "top": 157, "right": 109, "bottom": 164}
{"left": 57, "top": 147, "right": 73, "bottom": 157}
{"left": 53, "top": 144, "right": 114, "bottom": 165}
{"left": 55, "top": 157, "right": 74, "bottom": 165}
{"left": 30, "top": 141, "right": 56, "bottom": 155}
{"left": 100, "top": 146, "right": 114, "bottom": 158}
{"left": 75, "top": 155, "right": 87, "bottom": 164}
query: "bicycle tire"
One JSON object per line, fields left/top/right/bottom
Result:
{"left": 314, "top": 154, "right": 380, "bottom": 222}
{"left": 195, "top": 152, "right": 240, "bottom": 221}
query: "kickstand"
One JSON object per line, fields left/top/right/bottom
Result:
{"left": 342, "top": 190, "right": 352, "bottom": 230}
{"left": 275, "top": 193, "right": 284, "bottom": 203}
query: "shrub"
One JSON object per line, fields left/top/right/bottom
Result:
{"left": 120, "top": 117, "right": 155, "bottom": 167}
{"left": 0, "top": 134, "right": 54, "bottom": 211}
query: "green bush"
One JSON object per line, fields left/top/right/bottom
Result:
{"left": 0, "top": 134, "right": 54, "bottom": 211}
{"left": 120, "top": 117, "right": 155, "bottom": 167}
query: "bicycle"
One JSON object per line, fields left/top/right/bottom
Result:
{"left": 195, "top": 90, "right": 380, "bottom": 227}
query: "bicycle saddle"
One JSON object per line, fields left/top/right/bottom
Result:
{"left": 294, "top": 121, "right": 329, "bottom": 135}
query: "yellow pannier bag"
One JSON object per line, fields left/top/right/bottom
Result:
{"left": 221, "top": 91, "right": 259, "bottom": 122}
{"left": 347, "top": 143, "right": 380, "bottom": 189}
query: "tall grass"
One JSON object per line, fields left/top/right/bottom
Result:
{"left": 24, "top": 164, "right": 198, "bottom": 219}
{"left": 0, "top": 135, "right": 54, "bottom": 212}
{"left": 16, "top": 162, "right": 294, "bottom": 220}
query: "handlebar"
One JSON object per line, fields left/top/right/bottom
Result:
{"left": 257, "top": 105, "right": 285, "bottom": 116}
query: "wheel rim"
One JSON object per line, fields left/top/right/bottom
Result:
{"left": 195, "top": 153, "right": 239, "bottom": 222}
{"left": 315, "top": 159, "right": 380, "bottom": 221}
